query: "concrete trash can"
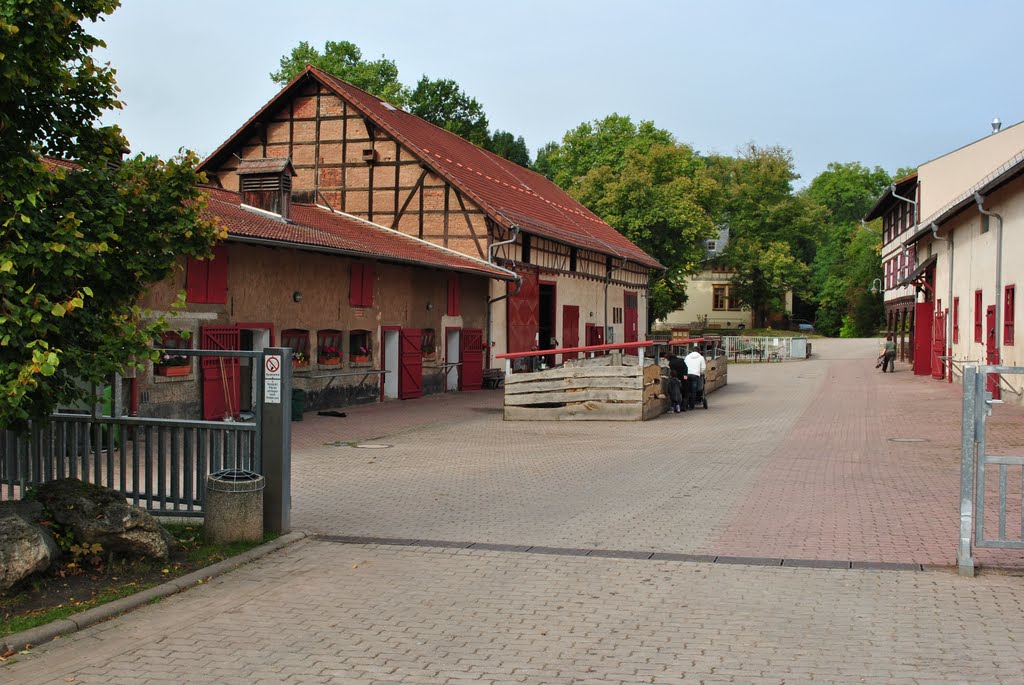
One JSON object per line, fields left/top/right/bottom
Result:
{"left": 205, "top": 469, "right": 265, "bottom": 544}
{"left": 291, "top": 388, "right": 307, "bottom": 422}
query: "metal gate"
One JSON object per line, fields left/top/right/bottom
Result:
{"left": 1, "top": 348, "right": 292, "bottom": 529}
{"left": 957, "top": 364, "right": 1021, "bottom": 576}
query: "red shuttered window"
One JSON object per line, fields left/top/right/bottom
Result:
{"left": 953, "top": 297, "right": 960, "bottom": 344}
{"left": 1005, "top": 285, "right": 1016, "bottom": 346}
{"left": 349, "top": 263, "right": 375, "bottom": 308}
{"left": 975, "top": 290, "right": 983, "bottom": 343}
{"left": 186, "top": 246, "right": 228, "bottom": 304}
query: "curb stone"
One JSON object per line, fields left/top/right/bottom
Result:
{"left": 1, "top": 531, "right": 308, "bottom": 656}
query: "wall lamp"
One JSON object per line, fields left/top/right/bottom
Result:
{"left": 869, "top": 278, "right": 882, "bottom": 296}
{"left": 292, "top": 291, "right": 303, "bottom": 303}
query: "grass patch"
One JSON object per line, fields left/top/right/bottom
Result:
{"left": 0, "top": 523, "right": 276, "bottom": 640}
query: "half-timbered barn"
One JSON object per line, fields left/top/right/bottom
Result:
{"left": 138, "top": 178, "right": 516, "bottom": 419}
{"left": 196, "top": 65, "right": 661, "bottom": 371}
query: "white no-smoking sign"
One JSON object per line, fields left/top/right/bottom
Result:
{"left": 264, "top": 354, "right": 282, "bottom": 403}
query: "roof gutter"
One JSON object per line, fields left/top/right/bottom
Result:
{"left": 974, "top": 192, "right": 1004, "bottom": 366}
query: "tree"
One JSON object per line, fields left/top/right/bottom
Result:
{"left": 271, "top": 40, "right": 409, "bottom": 106}
{"left": 538, "top": 115, "right": 720, "bottom": 320}
{"left": 486, "top": 130, "right": 531, "bottom": 167}
{"left": 1, "top": 0, "right": 223, "bottom": 428}
{"left": 805, "top": 161, "right": 890, "bottom": 336}
{"left": 707, "top": 145, "right": 826, "bottom": 325}
{"left": 408, "top": 76, "right": 489, "bottom": 146}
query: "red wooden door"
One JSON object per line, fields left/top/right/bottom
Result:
{"left": 399, "top": 328, "right": 423, "bottom": 400}
{"left": 931, "top": 310, "right": 946, "bottom": 380}
{"left": 459, "top": 328, "right": 483, "bottom": 391}
{"left": 624, "top": 291, "right": 639, "bottom": 344}
{"left": 507, "top": 270, "right": 539, "bottom": 353}
{"left": 913, "top": 302, "right": 933, "bottom": 376}
{"left": 987, "top": 305, "right": 1001, "bottom": 399}
{"left": 200, "top": 326, "right": 240, "bottom": 421}
{"left": 561, "top": 305, "right": 580, "bottom": 361}
{"left": 585, "top": 323, "right": 605, "bottom": 355}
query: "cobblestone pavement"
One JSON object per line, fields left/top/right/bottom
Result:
{"left": 7, "top": 337, "right": 1024, "bottom": 684}
{"left": 6, "top": 539, "right": 1024, "bottom": 684}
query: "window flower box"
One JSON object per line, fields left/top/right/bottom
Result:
{"left": 319, "top": 356, "right": 341, "bottom": 366}
{"left": 156, "top": 364, "right": 191, "bottom": 377}
{"left": 350, "top": 354, "right": 371, "bottom": 364}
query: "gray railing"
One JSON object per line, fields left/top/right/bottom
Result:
{"left": 957, "top": 364, "right": 1024, "bottom": 576}
{"left": 0, "top": 348, "right": 282, "bottom": 519}
{"left": 722, "top": 336, "right": 809, "bottom": 362}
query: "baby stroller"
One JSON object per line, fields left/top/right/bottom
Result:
{"left": 690, "top": 374, "right": 708, "bottom": 410}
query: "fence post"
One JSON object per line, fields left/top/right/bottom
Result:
{"left": 957, "top": 366, "right": 977, "bottom": 577}
{"left": 260, "top": 347, "right": 292, "bottom": 534}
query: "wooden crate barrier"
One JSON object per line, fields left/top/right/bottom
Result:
{"left": 503, "top": 354, "right": 727, "bottom": 421}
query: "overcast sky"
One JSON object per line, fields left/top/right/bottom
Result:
{"left": 90, "top": 0, "right": 1024, "bottom": 186}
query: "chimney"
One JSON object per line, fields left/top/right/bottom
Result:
{"left": 992, "top": 117, "right": 1002, "bottom": 134}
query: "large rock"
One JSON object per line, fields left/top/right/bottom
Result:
{"left": 34, "top": 479, "right": 180, "bottom": 560}
{"left": 0, "top": 501, "right": 59, "bottom": 592}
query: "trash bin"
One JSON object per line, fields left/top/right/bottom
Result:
{"left": 291, "top": 388, "right": 307, "bottom": 421}
{"left": 205, "top": 469, "right": 265, "bottom": 544}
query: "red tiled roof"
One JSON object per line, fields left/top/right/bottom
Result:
{"left": 201, "top": 187, "right": 516, "bottom": 281}
{"left": 310, "top": 67, "right": 661, "bottom": 269}
{"left": 40, "top": 156, "right": 83, "bottom": 172}
{"left": 199, "top": 67, "right": 661, "bottom": 270}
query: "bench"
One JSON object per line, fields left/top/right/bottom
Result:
{"left": 482, "top": 368, "right": 505, "bottom": 389}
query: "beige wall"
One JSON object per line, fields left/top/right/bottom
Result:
{"left": 920, "top": 121, "right": 1024, "bottom": 218}
{"left": 931, "top": 174, "right": 1024, "bottom": 400}
{"left": 487, "top": 275, "right": 648, "bottom": 364}
{"left": 658, "top": 268, "right": 793, "bottom": 330}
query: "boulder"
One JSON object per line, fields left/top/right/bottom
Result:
{"left": 34, "top": 479, "right": 180, "bottom": 560}
{"left": 0, "top": 501, "right": 59, "bottom": 592}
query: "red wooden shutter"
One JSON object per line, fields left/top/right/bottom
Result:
{"left": 447, "top": 274, "right": 461, "bottom": 316}
{"left": 186, "top": 257, "right": 208, "bottom": 303}
{"left": 362, "top": 263, "right": 375, "bottom": 307}
{"left": 350, "top": 263, "right": 365, "bottom": 307}
{"left": 206, "top": 246, "right": 229, "bottom": 304}
{"left": 953, "top": 297, "right": 959, "bottom": 344}
{"left": 974, "top": 290, "right": 983, "bottom": 342}
{"left": 1006, "top": 285, "right": 1016, "bottom": 346}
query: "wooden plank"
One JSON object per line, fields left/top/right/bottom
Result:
{"left": 502, "top": 376, "right": 642, "bottom": 394}
{"left": 504, "top": 389, "right": 642, "bottom": 405}
{"left": 504, "top": 402, "right": 642, "bottom": 422}
{"left": 504, "top": 366, "right": 641, "bottom": 385}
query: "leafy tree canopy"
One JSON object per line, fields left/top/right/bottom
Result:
{"left": 1, "top": 0, "right": 223, "bottom": 428}
{"left": 805, "top": 161, "right": 891, "bottom": 226}
{"left": 537, "top": 115, "right": 719, "bottom": 320}
{"left": 408, "top": 76, "right": 490, "bottom": 147}
{"left": 486, "top": 131, "right": 531, "bottom": 167}
{"left": 270, "top": 40, "right": 409, "bottom": 106}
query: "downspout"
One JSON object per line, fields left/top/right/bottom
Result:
{"left": 930, "top": 222, "right": 953, "bottom": 382}
{"left": 486, "top": 225, "right": 522, "bottom": 368}
{"left": 975, "top": 193, "right": 1004, "bottom": 369}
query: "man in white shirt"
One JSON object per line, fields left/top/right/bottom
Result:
{"left": 683, "top": 346, "right": 707, "bottom": 409}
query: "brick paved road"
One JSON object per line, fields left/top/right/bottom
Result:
{"left": 5, "top": 539, "right": 1024, "bottom": 684}
{"left": 6, "top": 337, "right": 1024, "bottom": 684}
{"left": 290, "top": 337, "right": 1024, "bottom": 567}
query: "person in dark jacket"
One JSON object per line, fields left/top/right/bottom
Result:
{"left": 666, "top": 370, "right": 684, "bottom": 413}
{"left": 663, "top": 352, "right": 689, "bottom": 411}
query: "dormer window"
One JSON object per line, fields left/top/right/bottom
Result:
{"left": 237, "top": 157, "right": 296, "bottom": 219}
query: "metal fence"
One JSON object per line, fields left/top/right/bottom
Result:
{"left": 957, "top": 364, "right": 1024, "bottom": 576}
{"left": 0, "top": 349, "right": 268, "bottom": 517}
{"left": 721, "top": 336, "right": 809, "bottom": 362}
